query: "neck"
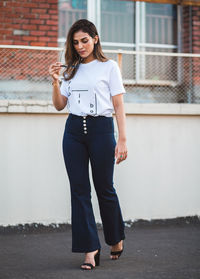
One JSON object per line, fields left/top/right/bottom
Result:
{"left": 82, "top": 54, "right": 96, "bottom": 64}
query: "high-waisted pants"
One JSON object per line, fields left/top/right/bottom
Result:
{"left": 62, "top": 113, "right": 125, "bottom": 253}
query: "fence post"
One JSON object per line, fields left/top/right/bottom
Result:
{"left": 117, "top": 50, "right": 123, "bottom": 74}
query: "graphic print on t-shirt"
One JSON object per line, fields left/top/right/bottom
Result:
{"left": 68, "top": 82, "right": 97, "bottom": 115}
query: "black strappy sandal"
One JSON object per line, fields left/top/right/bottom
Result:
{"left": 110, "top": 248, "right": 123, "bottom": 259}
{"left": 80, "top": 248, "right": 101, "bottom": 270}
{"left": 110, "top": 241, "right": 124, "bottom": 260}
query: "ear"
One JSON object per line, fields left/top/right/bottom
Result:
{"left": 94, "top": 35, "right": 98, "bottom": 44}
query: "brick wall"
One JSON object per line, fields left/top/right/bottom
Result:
{"left": 182, "top": 5, "right": 200, "bottom": 54}
{"left": 0, "top": 0, "right": 58, "bottom": 47}
{"left": 182, "top": 5, "right": 200, "bottom": 102}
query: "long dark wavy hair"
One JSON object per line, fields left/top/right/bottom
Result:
{"left": 63, "top": 19, "right": 108, "bottom": 81}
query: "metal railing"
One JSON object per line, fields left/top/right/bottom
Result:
{"left": 0, "top": 45, "right": 200, "bottom": 103}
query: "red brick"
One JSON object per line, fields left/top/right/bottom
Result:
{"left": 47, "top": 31, "right": 57, "bottom": 36}
{"left": 30, "top": 30, "right": 46, "bottom": 36}
{"left": 6, "top": 35, "right": 22, "bottom": 40}
{"left": 192, "top": 16, "right": 199, "bottom": 21}
{"left": 4, "top": 14, "right": 17, "bottom": 19}
{"left": 22, "top": 24, "right": 37, "bottom": 30}
{"left": 0, "top": 40, "right": 13, "bottom": 44}
{"left": 30, "top": 19, "right": 45, "bottom": 25}
{"left": 193, "top": 41, "right": 200, "bottom": 45}
{"left": 13, "top": 41, "right": 29, "bottom": 45}
{"left": 50, "top": 4, "right": 57, "bottom": 9}
{"left": 192, "top": 36, "right": 200, "bottom": 41}
{"left": 23, "top": 3, "right": 39, "bottom": 8}
{"left": 29, "top": 0, "right": 48, "bottom": 2}
{"left": 39, "top": 37, "right": 50, "bottom": 42}
{"left": 4, "top": 24, "right": 21, "bottom": 29}
{"left": 11, "top": 3, "right": 24, "bottom": 7}
{"left": 50, "top": 26, "right": 58, "bottom": 31}
{"left": 46, "top": 20, "right": 58, "bottom": 25}
{"left": 48, "top": 0, "right": 58, "bottom": 3}
{"left": 31, "top": 8, "right": 47, "bottom": 14}
{"left": 0, "top": 29, "right": 13, "bottom": 35}
{"left": 38, "top": 3, "right": 50, "bottom": 9}
{"left": 193, "top": 46, "right": 200, "bottom": 52}
{"left": 39, "top": 25, "right": 51, "bottom": 31}
{"left": 14, "top": 7, "right": 30, "bottom": 13}
{"left": 39, "top": 14, "right": 50, "bottom": 19}
{"left": 193, "top": 31, "right": 200, "bottom": 36}
{"left": 47, "top": 42, "right": 57, "bottom": 47}
{"left": 2, "top": 17, "right": 12, "bottom": 23}
{"left": 23, "top": 13, "right": 37, "bottom": 19}
{"left": 49, "top": 10, "right": 57, "bottom": 14}
{"left": 192, "top": 6, "right": 200, "bottom": 11}
{"left": 0, "top": 7, "right": 13, "bottom": 13}
{"left": 22, "top": 36, "right": 38, "bottom": 41}
{"left": 50, "top": 15, "right": 58, "bottom": 20}
{"left": 10, "top": 0, "right": 27, "bottom": 2}
{"left": 193, "top": 21, "right": 200, "bottom": 26}
{"left": 30, "top": 42, "right": 46, "bottom": 46}
{"left": 13, "top": 18, "right": 29, "bottom": 24}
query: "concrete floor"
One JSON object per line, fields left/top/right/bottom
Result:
{"left": 0, "top": 225, "right": 200, "bottom": 279}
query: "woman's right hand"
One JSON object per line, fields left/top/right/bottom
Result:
{"left": 49, "top": 62, "right": 62, "bottom": 81}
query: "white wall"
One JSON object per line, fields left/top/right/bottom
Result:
{"left": 0, "top": 102, "right": 200, "bottom": 226}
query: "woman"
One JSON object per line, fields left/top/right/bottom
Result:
{"left": 49, "top": 19, "right": 127, "bottom": 270}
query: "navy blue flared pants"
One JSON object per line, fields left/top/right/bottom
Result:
{"left": 62, "top": 113, "right": 125, "bottom": 253}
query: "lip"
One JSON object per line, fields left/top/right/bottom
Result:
{"left": 79, "top": 50, "right": 86, "bottom": 54}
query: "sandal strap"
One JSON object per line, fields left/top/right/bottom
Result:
{"left": 110, "top": 249, "right": 123, "bottom": 255}
{"left": 81, "top": 263, "right": 94, "bottom": 269}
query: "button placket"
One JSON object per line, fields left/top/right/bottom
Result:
{"left": 83, "top": 116, "right": 87, "bottom": 134}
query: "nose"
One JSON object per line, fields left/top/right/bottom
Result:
{"left": 77, "top": 42, "right": 83, "bottom": 49}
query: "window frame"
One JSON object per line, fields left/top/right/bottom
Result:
{"left": 58, "top": 0, "right": 181, "bottom": 85}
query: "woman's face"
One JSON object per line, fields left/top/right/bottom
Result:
{"left": 73, "top": 30, "right": 98, "bottom": 60}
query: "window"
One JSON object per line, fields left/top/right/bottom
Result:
{"left": 58, "top": 0, "right": 178, "bottom": 84}
{"left": 101, "top": 0, "right": 135, "bottom": 47}
{"left": 58, "top": 0, "right": 87, "bottom": 44}
{"left": 145, "top": 3, "right": 177, "bottom": 46}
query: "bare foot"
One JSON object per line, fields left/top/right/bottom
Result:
{"left": 110, "top": 240, "right": 123, "bottom": 260}
{"left": 81, "top": 249, "right": 99, "bottom": 270}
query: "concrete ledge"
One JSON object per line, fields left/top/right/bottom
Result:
{"left": 124, "top": 103, "right": 200, "bottom": 115}
{"left": 0, "top": 100, "right": 200, "bottom": 115}
{"left": 0, "top": 216, "right": 199, "bottom": 234}
{"left": 0, "top": 100, "right": 67, "bottom": 114}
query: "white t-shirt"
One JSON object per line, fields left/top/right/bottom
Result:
{"left": 60, "top": 59, "right": 126, "bottom": 117}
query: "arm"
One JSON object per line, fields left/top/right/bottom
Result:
{"left": 112, "top": 93, "right": 128, "bottom": 164}
{"left": 49, "top": 62, "right": 68, "bottom": 111}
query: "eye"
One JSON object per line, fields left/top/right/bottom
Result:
{"left": 82, "top": 40, "right": 88, "bottom": 44}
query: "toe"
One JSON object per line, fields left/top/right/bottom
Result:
{"left": 81, "top": 265, "right": 91, "bottom": 270}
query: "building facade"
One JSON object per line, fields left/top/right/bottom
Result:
{"left": 0, "top": 0, "right": 200, "bottom": 103}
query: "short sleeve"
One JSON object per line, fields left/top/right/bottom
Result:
{"left": 60, "top": 78, "right": 69, "bottom": 98}
{"left": 109, "top": 61, "right": 126, "bottom": 96}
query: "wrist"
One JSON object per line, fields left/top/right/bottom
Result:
{"left": 52, "top": 79, "right": 60, "bottom": 86}
{"left": 118, "top": 137, "right": 127, "bottom": 142}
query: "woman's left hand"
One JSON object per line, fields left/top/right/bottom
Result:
{"left": 115, "top": 139, "right": 128, "bottom": 164}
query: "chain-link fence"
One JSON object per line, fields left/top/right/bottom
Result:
{"left": 1, "top": 45, "right": 200, "bottom": 103}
